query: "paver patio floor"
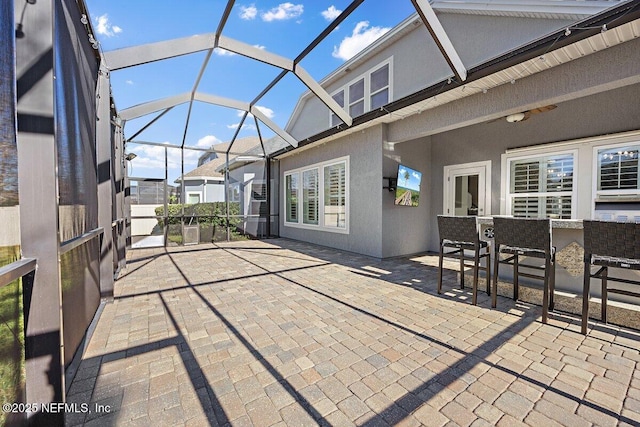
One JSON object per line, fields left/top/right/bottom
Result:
{"left": 66, "top": 239, "right": 640, "bottom": 426}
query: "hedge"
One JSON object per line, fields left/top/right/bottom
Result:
{"left": 155, "top": 202, "right": 241, "bottom": 227}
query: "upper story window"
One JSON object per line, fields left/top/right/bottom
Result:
{"left": 330, "top": 59, "right": 392, "bottom": 126}
{"left": 506, "top": 152, "right": 576, "bottom": 219}
{"left": 596, "top": 144, "right": 640, "bottom": 193}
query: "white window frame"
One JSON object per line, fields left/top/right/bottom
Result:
{"left": 329, "top": 57, "right": 393, "bottom": 126}
{"left": 186, "top": 191, "right": 202, "bottom": 204}
{"left": 503, "top": 149, "right": 578, "bottom": 219}
{"left": 593, "top": 140, "right": 640, "bottom": 198}
{"left": 284, "top": 156, "right": 349, "bottom": 234}
{"left": 302, "top": 169, "right": 319, "bottom": 225}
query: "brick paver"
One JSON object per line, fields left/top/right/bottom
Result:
{"left": 66, "top": 239, "right": 640, "bottom": 426}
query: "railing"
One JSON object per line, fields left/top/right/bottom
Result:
{"left": 60, "top": 227, "right": 104, "bottom": 255}
{"left": 0, "top": 258, "right": 37, "bottom": 289}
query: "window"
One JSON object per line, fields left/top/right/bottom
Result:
{"left": 329, "top": 59, "right": 392, "bottom": 125}
{"left": 330, "top": 90, "right": 344, "bottom": 127}
{"left": 507, "top": 153, "right": 575, "bottom": 219}
{"left": 187, "top": 192, "right": 202, "bottom": 204}
{"left": 303, "top": 170, "right": 318, "bottom": 225}
{"left": 597, "top": 145, "right": 639, "bottom": 192}
{"left": 284, "top": 157, "right": 349, "bottom": 233}
{"left": 349, "top": 78, "right": 365, "bottom": 117}
{"left": 370, "top": 63, "right": 389, "bottom": 110}
{"left": 324, "top": 163, "right": 346, "bottom": 228}
{"left": 286, "top": 174, "right": 299, "bottom": 222}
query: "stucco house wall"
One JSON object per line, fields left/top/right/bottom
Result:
{"left": 279, "top": 126, "right": 384, "bottom": 257}
{"left": 287, "top": 12, "right": 575, "bottom": 141}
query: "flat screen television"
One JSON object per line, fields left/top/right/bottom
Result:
{"left": 395, "top": 164, "right": 422, "bottom": 207}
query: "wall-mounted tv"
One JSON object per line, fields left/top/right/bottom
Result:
{"left": 395, "top": 164, "right": 422, "bottom": 207}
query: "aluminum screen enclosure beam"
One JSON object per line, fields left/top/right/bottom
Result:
{"left": 295, "top": 64, "right": 353, "bottom": 127}
{"left": 104, "top": 33, "right": 216, "bottom": 70}
{"left": 411, "top": 0, "right": 467, "bottom": 82}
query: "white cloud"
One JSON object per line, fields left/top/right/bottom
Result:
{"left": 214, "top": 47, "right": 236, "bottom": 56}
{"left": 332, "top": 21, "right": 390, "bottom": 61}
{"left": 130, "top": 143, "right": 201, "bottom": 171}
{"left": 236, "top": 105, "right": 275, "bottom": 120}
{"left": 412, "top": 171, "right": 421, "bottom": 180}
{"left": 125, "top": 80, "right": 134, "bottom": 85}
{"left": 254, "top": 105, "right": 275, "bottom": 119}
{"left": 95, "top": 14, "right": 122, "bottom": 37}
{"left": 195, "top": 135, "right": 222, "bottom": 149}
{"left": 240, "top": 4, "right": 257, "bottom": 20}
{"left": 322, "top": 6, "right": 342, "bottom": 21}
{"left": 262, "top": 3, "right": 303, "bottom": 22}
{"left": 227, "top": 123, "right": 255, "bottom": 130}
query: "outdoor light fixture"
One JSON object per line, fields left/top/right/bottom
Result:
{"left": 506, "top": 113, "right": 526, "bottom": 123}
{"left": 26, "top": 0, "right": 37, "bottom": 4}
{"left": 124, "top": 153, "right": 137, "bottom": 161}
{"left": 15, "top": 23, "right": 25, "bottom": 39}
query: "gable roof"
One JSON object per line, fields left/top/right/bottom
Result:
{"left": 177, "top": 136, "right": 261, "bottom": 182}
{"left": 285, "top": 1, "right": 626, "bottom": 133}
{"left": 278, "top": 1, "right": 640, "bottom": 157}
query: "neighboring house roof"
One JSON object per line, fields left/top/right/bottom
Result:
{"left": 280, "top": 1, "right": 639, "bottom": 156}
{"left": 215, "top": 136, "right": 292, "bottom": 173}
{"left": 176, "top": 136, "right": 261, "bottom": 182}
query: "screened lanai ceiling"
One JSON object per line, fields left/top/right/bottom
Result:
{"left": 84, "top": 0, "right": 635, "bottom": 181}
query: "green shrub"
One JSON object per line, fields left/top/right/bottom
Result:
{"left": 155, "top": 202, "right": 241, "bottom": 228}
{"left": 157, "top": 203, "right": 249, "bottom": 243}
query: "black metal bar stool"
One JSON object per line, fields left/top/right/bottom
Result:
{"left": 581, "top": 220, "right": 640, "bottom": 334}
{"left": 437, "top": 215, "right": 491, "bottom": 305}
{"left": 491, "top": 217, "right": 555, "bottom": 323}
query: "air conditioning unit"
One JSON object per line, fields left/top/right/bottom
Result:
{"left": 182, "top": 225, "right": 199, "bottom": 245}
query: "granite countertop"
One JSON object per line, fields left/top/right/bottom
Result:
{"left": 476, "top": 216, "right": 583, "bottom": 229}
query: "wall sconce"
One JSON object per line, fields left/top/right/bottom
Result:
{"left": 125, "top": 153, "right": 137, "bottom": 161}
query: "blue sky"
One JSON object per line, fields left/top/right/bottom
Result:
{"left": 85, "top": 1, "right": 417, "bottom": 182}
{"left": 397, "top": 165, "right": 422, "bottom": 192}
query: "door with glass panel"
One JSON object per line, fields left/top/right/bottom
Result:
{"left": 444, "top": 161, "right": 491, "bottom": 217}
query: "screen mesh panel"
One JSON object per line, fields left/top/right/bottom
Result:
{"left": 0, "top": 3, "right": 24, "bottom": 422}
{"left": 54, "top": 0, "right": 99, "bottom": 243}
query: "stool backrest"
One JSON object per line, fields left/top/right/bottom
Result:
{"left": 493, "top": 217, "right": 551, "bottom": 252}
{"left": 437, "top": 215, "right": 479, "bottom": 245}
{"left": 583, "top": 220, "right": 640, "bottom": 259}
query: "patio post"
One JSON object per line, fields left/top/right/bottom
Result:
{"left": 96, "top": 64, "right": 114, "bottom": 297}
{"left": 15, "top": 0, "right": 65, "bottom": 422}
{"left": 226, "top": 151, "right": 230, "bottom": 241}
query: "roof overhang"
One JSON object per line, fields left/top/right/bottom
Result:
{"left": 275, "top": 1, "right": 640, "bottom": 159}
{"left": 431, "top": 0, "right": 627, "bottom": 20}
{"left": 174, "top": 175, "right": 224, "bottom": 183}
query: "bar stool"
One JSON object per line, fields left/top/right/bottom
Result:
{"left": 437, "top": 215, "right": 491, "bottom": 305}
{"left": 581, "top": 220, "right": 640, "bottom": 334}
{"left": 491, "top": 217, "right": 555, "bottom": 323}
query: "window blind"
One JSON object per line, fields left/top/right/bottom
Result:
{"left": 303, "top": 169, "right": 318, "bottom": 225}
{"left": 324, "top": 163, "right": 346, "bottom": 228}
